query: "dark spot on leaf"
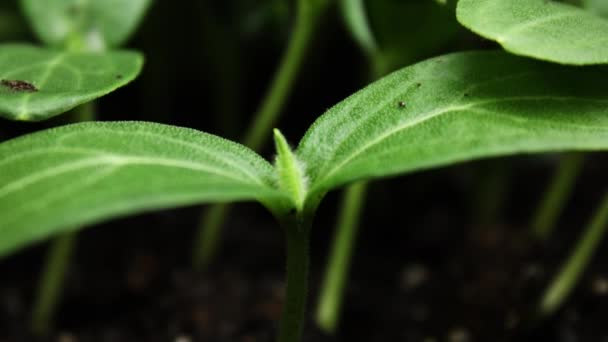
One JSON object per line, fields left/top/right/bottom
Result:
{"left": 416, "top": 83, "right": 422, "bottom": 88}
{"left": 398, "top": 101, "right": 406, "bottom": 108}
{"left": 464, "top": 93, "right": 470, "bottom": 97}
{"left": 1, "top": 79, "right": 38, "bottom": 92}
{"left": 116, "top": 74, "right": 123, "bottom": 80}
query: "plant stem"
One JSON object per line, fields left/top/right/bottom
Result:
{"left": 192, "top": 0, "right": 327, "bottom": 270}
{"left": 242, "top": 1, "right": 321, "bottom": 150}
{"left": 279, "top": 216, "right": 312, "bottom": 342}
{"left": 531, "top": 153, "right": 585, "bottom": 240}
{"left": 539, "top": 191, "right": 608, "bottom": 316}
{"left": 192, "top": 203, "right": 231, "bottom": 270}
{"left": 31, "top": 102, "right": 94, "bottom": 336}
{"left": 31, "top": 232, "right": 77, "bottom": 336}
{"left": 316, "top": 181, "right": 366, "bottom": 333}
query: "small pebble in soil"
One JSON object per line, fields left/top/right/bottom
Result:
{"left": 57, "top": 332, "right": 78, "bottom": 342}
{"left": 591, "top": 276, "right": 608, "bottom": 296}
{"left": 400, "top": 263, "right": 429, "bottom": 291}
{"left": 447, "top": 327, "right": 471, "bottom": 342}
{"left": 174, "top": 335, "right": 192, "bottom": 342}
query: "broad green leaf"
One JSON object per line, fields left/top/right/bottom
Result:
{"left": 456, "top": 0, "right": 608, "bottom": 65}
{"left": 20, "top": 0, "right": 152, "bottom": 51}
{"left": 297, "top": 51, "right": 608, "bottom": 199}
{"left": 0, "top": 122, "right": 287, "bottom": 258}
{"left": 0, "top": 44, "right": 143, "bottom": 121}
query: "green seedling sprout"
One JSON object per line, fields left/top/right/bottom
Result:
{"left": 1, "top": 1, "right": 608, "bottom": 340}
{"left": 2, "top": 50, "right": 608, "bottom": 341}
{"left": 457, "top": 0, "right": 608, "bottom": 317}
{"left": 316, "top": 0, "right": 461, "bottom": 332}
{"left": 0, "top": 0, "right": 150, "bottom": 335}
{"left": 193, "top": 0, "right": 330, "bottom": 270}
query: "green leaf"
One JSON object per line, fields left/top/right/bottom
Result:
{"left": 0, "top": 122, "right": 287, "bottom": 258}
{"left": 297, "top": 51, "right": 608, "bottom": 200}
{"left": 0, "top": 44, "right": 143, "bottom": 121}
{"left": 273, "top": 129, "right": 307, "bottom": 211}
{"left": 20, "top": 0, "right": 152, "bottom": 51}
{"left": 456, "top": 0, "right": 608, "bottom": 65}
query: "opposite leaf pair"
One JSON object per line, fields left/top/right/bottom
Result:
{"left": 2, "top": 50, "right": 608, "bottom": 258}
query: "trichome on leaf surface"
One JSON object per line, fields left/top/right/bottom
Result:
{"left": 1, "top": 0, "right": 608, "bottom": 341}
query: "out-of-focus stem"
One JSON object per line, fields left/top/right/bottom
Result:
{"left": 31, "top": 102, "right": 94, "bottom": 336}
{"left": 531, "top": 153, "right": 585, "bottom": 240}
{"left": 539, "top": 191, "right": 608, "bottom": 316}
{"left": 316, "top": 182, "right": 367, "bottom": 333}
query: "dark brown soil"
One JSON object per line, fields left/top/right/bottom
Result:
{"left": 1, "top": 157, "right": 607, "bottom": 342}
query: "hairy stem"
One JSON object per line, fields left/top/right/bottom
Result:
{"left": 278, "top": 215, "right": 312, "bottom": 342}
{"left": 539, "top": 191, "right": 608, "bottom": 316}
{"left": 316, "top": 181, "right": 366, "bottom": 333}
{"left": 192, "top": 0, "right": 328, "bottom": 270}
{"left": 31, "top": 102, "right": 94, "bottom": 336}
{"left": 531, "top": 153, "right": 585, "bottom": 240}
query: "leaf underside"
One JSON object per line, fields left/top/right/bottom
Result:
{"left": 456, "top": 0, "right": 608, "bottom": 65}
{"left": 20, "top": 0, "right": 152, "bottom": 50}
{"left": 0, "top": 122, "right": 286, "bottom": 258}
{"left": 297, "top": 51, "right": 608, "bottom": 198}
{"left": 0, "top": 44, "right": 143, "bottom": 121}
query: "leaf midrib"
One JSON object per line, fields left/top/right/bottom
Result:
{"left": 0, "top": 152, "right": 267, "bottom": 201}
{"left": 310, "top": 95, "right": 608, "bottom": 193}
{"left": 496, "top": 12, "right": 581, "bottom": 43}
{"left": 16, "top": 53, "right": 67, "bottom": 119}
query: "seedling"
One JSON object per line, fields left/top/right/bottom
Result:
{"left": 2, "top": 49, "right": 608, "bottom": 341}
{"left": 318, "top": 0, "right": 608, "bottom": 333}
{"left": 1, "top": 0, "right": 150, "bottom": 335}
{"left": 2, "top": 1, "right": 608, "bottom": 340}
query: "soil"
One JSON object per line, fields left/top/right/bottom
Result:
{"left": 1, "top": 157, "right": 607, "bottom": 342}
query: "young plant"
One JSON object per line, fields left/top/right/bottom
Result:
{"left": 457, "top": 0, "right": 608, "bottom": 316}
{"left": 316, "top": 0, "right": 462, "bottom": 333}
{"left": 1, "top": 0, "right": 149, "bottom": 335}
{"left": 1, "top": 50, "right": 608, "bottom": 341}
{"left": 0, "top": 44, "right": 142, "bottom": 121}
{"left": 192, "top": 0, "right": 330, "bottom": 270}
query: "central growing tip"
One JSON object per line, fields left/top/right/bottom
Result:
{"left": 273, "top": 129, "right": 308, "bottom": 212}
